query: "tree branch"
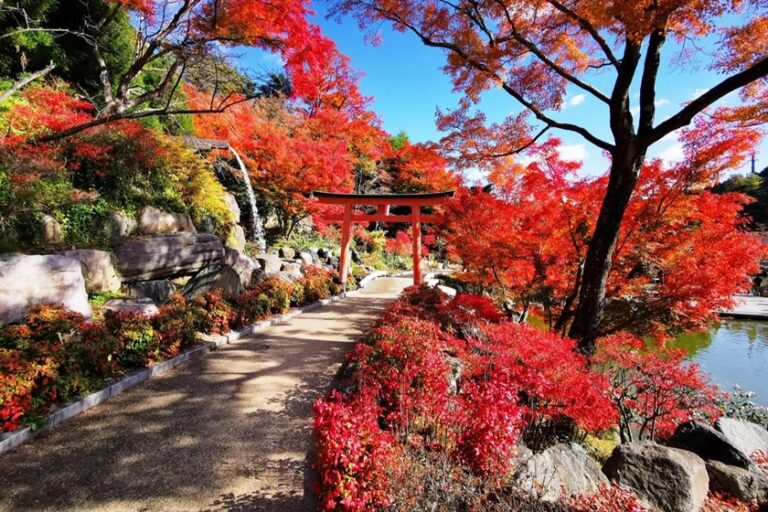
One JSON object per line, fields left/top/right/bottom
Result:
{"left": 647, "top": 56, "right": 768, "bottom": 145}
{"left": 0, "top": 62, "right": 55, "bottom": 103}
{"left": 29, "top": 95, "right": 256, "bottom": 144}
{"left": 488, "top": 126, "right": 550, "bottom": 157}
{"left": 492, "top": 0, "right": 609, "bottom": 103}
{"left": 379, "top": 8, "right": 615, "bottom": 151}
{"left": 638, "top": 29, "right": 666, "bottom": 136}
{"left": 609, "top": 40, "right": 641, "bottom": 144}
{"left": 543, "top": 0, "right": 620, "bottom": 69}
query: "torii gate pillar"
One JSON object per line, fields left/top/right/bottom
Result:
{"left": 313, "top": 191, "right": 454, "bottom": 287}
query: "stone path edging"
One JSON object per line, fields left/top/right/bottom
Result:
{"left": 0, "top": 271, "right": 391, "bottom": 456}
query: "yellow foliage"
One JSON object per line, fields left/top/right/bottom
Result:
{"left": 160, "top": 137, "right": 234, "bottom": 237}
{"left": 584, "top": 431, "right": 619, "bottom": 463}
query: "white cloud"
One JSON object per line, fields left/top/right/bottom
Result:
{"left": 659, "top": 143, "right": 685, "bottom": 164}
{"left": 557, "top": 143, "right": 589, "bottom": 162}
{"left": 569, "top": 94, "right": 586, "bottom": 107}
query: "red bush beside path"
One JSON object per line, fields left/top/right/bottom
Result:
{"left": 313, "top": 285, "right": 725, "bottom": 511}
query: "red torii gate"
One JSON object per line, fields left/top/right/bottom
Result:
{"left": 313, "top": 191, "right": 455, "bottom": 287}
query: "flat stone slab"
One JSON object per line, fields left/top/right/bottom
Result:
{"left": 115, "top": 232, "right": 224, "bottom": 282}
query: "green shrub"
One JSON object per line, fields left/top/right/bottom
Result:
{"left": 62, "top": 199, "right": 112, "bottom": 248}
{"left": 275, "top": 230, "right": 338, "bottom": 252}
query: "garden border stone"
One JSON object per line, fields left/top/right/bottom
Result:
{"left": 0, "top": 270, "right": 392, "bottom": 456}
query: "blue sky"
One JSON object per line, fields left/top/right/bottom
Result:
{"left": 243, "top": 2, "right": 767, "bottom": 181}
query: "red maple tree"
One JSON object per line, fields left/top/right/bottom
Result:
{"left": 333, "top": 0, "right": 768, "bottom": 352}
{"left": 439, "top": 131, "right": 766, "bottom": 340}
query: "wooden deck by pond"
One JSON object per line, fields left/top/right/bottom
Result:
{"left": 720, "top": 295, "right": 768, "bottom": 320}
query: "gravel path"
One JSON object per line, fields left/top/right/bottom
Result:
{"left": 0, "top": 276, "right": 410, "bottom": 512}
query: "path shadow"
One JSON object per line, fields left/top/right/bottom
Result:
{"left": 0, "top": 290, "right": 399, "bottom": 512}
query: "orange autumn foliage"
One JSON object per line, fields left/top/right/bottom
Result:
{"left": 439, "top": 133, "right": 767, "bottom": 340}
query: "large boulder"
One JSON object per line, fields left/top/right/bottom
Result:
{"left": 223, "top": 192, "right": 241, "bottom": 223}
{"left": 603, "top": 443, "right": 709, "bottom": 512}
{"left": 669, "top": 421, "right": 757, "bottom": 470}
{"left": 107, "top": 210, "right": 137, "bottom": 243}
{"left": 0, "top": 255, "right": 92, "bottom": 323}
{"left": 130, "top": 280, "right": 176, "bottom": 305}
{"left": 104, "top": 298, "right": 159, "bottom": 317}
{"left": 40, "top": 215, "right": 63, "bottom": 244}
{"left": 138, "top": 206, "right": 196, "bottom": 235}
{"left": 268, "top": 271, "right": 295, "bottom": 285}
{"left": 299, "top": 252, "right": 314, "bottom": 267}
{"left": 256, "top": 253, "right": 282, "bottom": 274}
{"left": 223, "top": 249, "right": 261, "bottom": 289}
{"left": 182, "top": 264, "right": 244, "bottom": 298}
{"left": 279, "top": 247, "right": 296, "bottom": 259}
{"left": 60, "top": 250, "right": 121, "bottom": 294}
{"left": 115, "top": 233, "right": 225, "bottom": 282}
{"left": 225, "top": 225, "right": 247, "bottom": 251}
{"left": 715, "top": 418, "right": 768, "bottom": 459}
{"left": 280, "top": 262, "right": 303, "bottom": 280}
{"left": 706, "top": 460, "right": 768, "bottom": 502}
{"left": 512, "top": 443, "right": 608, "bottom": 502}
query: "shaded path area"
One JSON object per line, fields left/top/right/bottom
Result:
{"left": 0, "top": 277, "right": 410, "bottom": 512}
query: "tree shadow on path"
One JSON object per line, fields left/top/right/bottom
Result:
{"left": 0, "top": 286, "right": 401, "bottom": 512}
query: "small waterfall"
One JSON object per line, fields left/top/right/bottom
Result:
{"left": 229, "top": 146, "right": 266, "bottom": 253}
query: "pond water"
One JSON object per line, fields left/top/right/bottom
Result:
{"left": 671, "top": 320, "right": 768, "bottom": 406}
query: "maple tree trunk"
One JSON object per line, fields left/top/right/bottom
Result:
{"left": 568, "top": 145, "right": 645, "bottom": 354}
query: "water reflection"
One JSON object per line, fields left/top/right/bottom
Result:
{"left": 670, "top": 320, "right": 768, "bottom": 406}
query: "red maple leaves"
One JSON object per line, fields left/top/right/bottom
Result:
{"left": 439, "top": 135, "right": 766, "bottom": 340}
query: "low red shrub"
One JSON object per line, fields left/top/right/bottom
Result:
{"left": 314, "top": 288, "right": 625, "bottom": 507}
{"left": 0, "top": 348, "right": 57, "bottom": 431}
{"left": 702, "top": 492, "right": 761, "bottom": 512}
{"left": 104, "top": 310, "right": 159, "bottom": 368}
{"left": 227, "top": 288, "right": 272, "bottom": 327}
{"left": 313, "top": 390, "right": 401, "bottom": 512}
{"left": 154, "top": 294, "right": 203, "bottom": 351}
{"left": 455, "top": 376, "right": 525, "bottom": 477}
{"left": 353, "top": 316, "right": 454, "bottom": 440}
{"left": 448, "top": 293, "right": 505, "bottom": 325}
{"left": 298, "top": 266, "right": 335, "bottom": 303}
{"left": 475, "top": 322, "right": 617, "bottom": 436}
{"left": 192, "top": 290, "right": 233, "bottom": 335}
{"left": 0, "top": 305, "right": 117, "bottom": 429}
{"left": 250, "top": 276, "right": 295, "bottom": 315}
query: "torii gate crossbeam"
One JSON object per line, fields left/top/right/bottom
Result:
{"left": 313, "top": 191, "right": 455, "bottom": 287}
